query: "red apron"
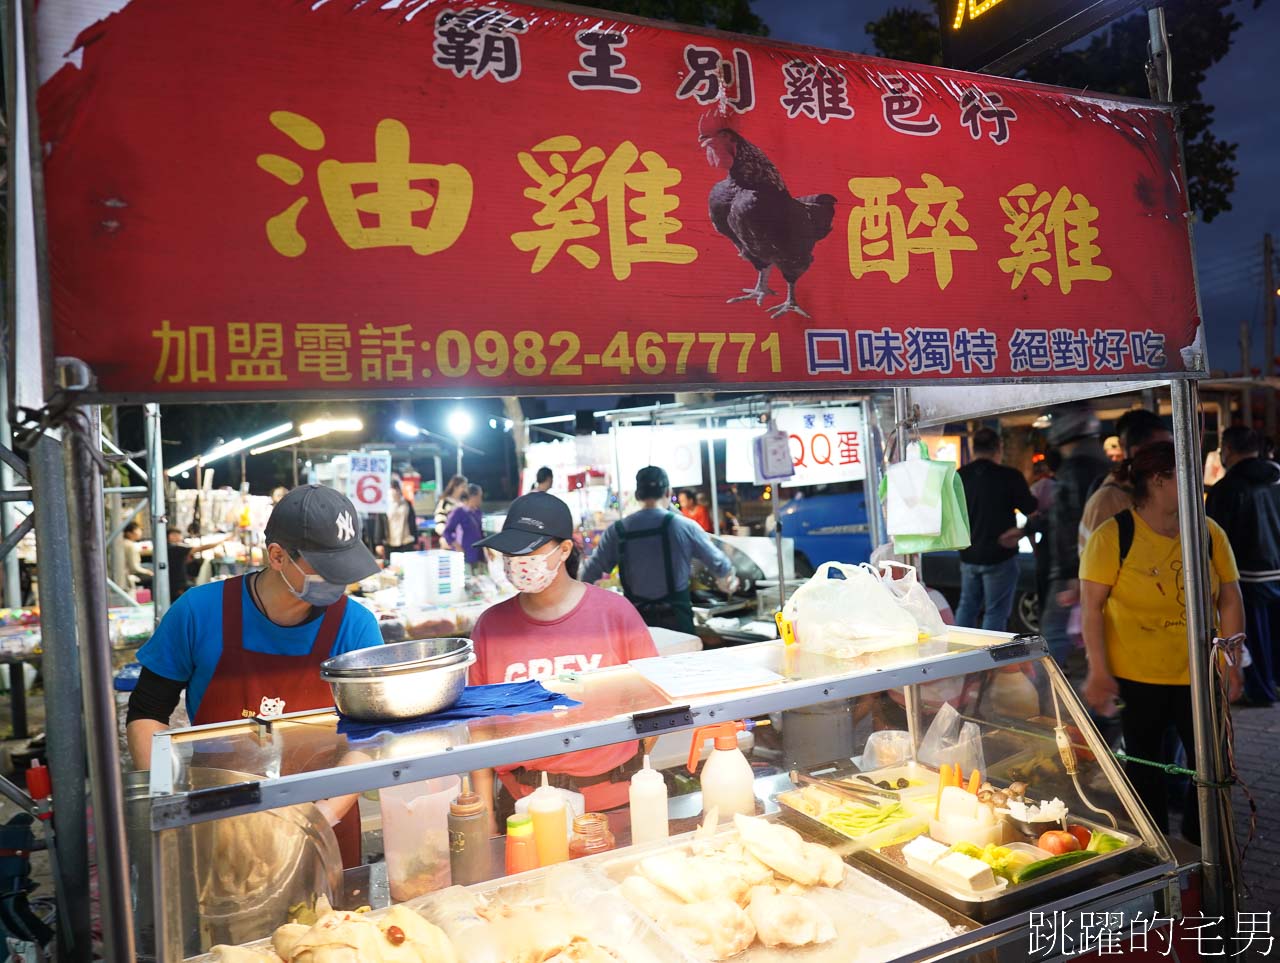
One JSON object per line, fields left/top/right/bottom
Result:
{"left": 193, "top": 575, "right": 361, "bottom": 867}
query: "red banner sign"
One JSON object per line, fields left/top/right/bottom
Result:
{"left": 37, "top": 0, "right": 1199, "bottom": 399}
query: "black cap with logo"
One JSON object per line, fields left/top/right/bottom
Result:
{"left": 263, "top": 484, "right": 379, "bottom": 585}
{"left": 476, "top": 492, "right": 573, "bottom": 556}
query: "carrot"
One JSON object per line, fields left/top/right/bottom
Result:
{"left": 967, "top": 769, "right": 981, "bottom": 795}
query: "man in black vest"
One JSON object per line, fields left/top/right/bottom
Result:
{"left": 581, "top": 467, "right": 737, "bottom": 634}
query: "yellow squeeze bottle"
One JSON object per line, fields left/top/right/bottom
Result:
{"left": 527, "top": 772, "right": 570, "bottom": 866}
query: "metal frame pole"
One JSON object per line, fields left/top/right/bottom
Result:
{"left": 0, "top": 370, "right": 24, "bottom": 610}
{"left": 146, "top": 403, "right": 171, "bottom": 618}
{"left": 892, "top": 388, "right": 921, "bottom": 571}
{"left": 706, "top": 417, "right": 721, "bottom": 536}
{"left": 29, "top": 433, "right": 91, "bottom": 960}
{"left": 1170, "top": 379, "right": 1238, "bottom": 922}
{"left": 862, "top": 401, "right": 886, "bottom": 552}
{"left": 63, "top": 405, "right": 135, "bottom": 960}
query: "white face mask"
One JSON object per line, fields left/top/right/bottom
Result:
{"left": 280, "top": 555, "right": 347, "bottom": 607}
{"left": 503, "top": 548, "right": 563, "bottom": 594}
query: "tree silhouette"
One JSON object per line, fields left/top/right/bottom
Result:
{"left": 864, "top": 0, "right": 1265, "bottom": 223}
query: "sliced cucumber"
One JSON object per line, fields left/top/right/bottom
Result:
{"left": 1013, "top": 850, "right": 1100, "bottom": 884}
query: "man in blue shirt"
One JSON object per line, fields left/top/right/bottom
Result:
{"left": 580, "top": 466, "right": 738, "bottom": 634}
{"left": 126, "top": 484, "right": 381, "bottom": 865}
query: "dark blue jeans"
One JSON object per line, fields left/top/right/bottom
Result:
{"left": 955, "top": 556, "right": 1020, "bottom": 631}
{"left": 1241, "top": 582, "right": 1280, "bottom": 704}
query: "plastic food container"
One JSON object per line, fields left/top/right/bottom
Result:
{"left": 380, "top": 775, "right": 460, "bottom": 901}
{"left": 774, "top": 788, "right": 926, "bottom": 852}
{"left": 851, "top": 762, "right": 937, "bottom": 801}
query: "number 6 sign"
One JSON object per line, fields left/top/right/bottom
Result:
{"left": 346, "top": 451, "right": 392, "bottom": 515}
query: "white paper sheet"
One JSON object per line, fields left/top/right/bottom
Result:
{"left": 629, "top": 652, "right": 784, "bottom": 699}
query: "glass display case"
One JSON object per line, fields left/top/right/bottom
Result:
{"left": 145, "top": 629, "right": 1181, "bottom": 961}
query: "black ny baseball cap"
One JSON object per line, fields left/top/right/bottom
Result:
{"left": 476, "top": 492, "right": 573, "bottom": 555}
{"left": 263, "top": 484, "right": 379, "bottom": 584}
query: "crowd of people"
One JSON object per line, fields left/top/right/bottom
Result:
{"left": 955, "top": 406, "right": 1277, "bottom": 842}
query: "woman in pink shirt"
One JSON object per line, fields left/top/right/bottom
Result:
{"left": 470, "top": 492, "right": 658, "bottom": 827}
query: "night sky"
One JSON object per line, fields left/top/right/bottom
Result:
{"left": 751, "top": 0, "right": 1280, "bottom": 376}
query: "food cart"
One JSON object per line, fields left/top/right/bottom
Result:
{"left": 14, "top": 0, "right": 1234, "bottom": 959}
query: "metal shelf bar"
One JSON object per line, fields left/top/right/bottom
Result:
{"left": 150, "top": 636, "right": 1047, "bottom": 830}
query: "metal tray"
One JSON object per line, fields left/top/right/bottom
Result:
{"left": 778, "top": 803, "right": 1153, "bottom": 924}
{"left": 594, "top": 820, "right": 971, "bottom": 962}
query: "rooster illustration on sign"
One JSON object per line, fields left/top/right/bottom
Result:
{"left": 698, "top": 111, "right": 838, "bottom": 319}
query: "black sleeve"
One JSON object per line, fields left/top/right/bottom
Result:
{"left": 1011, "top": 470, "right": 1039, "bottom": 516}
{"left": 125, "top": 668, "right": 186, "bottom": 726}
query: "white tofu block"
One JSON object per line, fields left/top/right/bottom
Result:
{"left": 934, "top": 852, "right": 997, "bottom": 893}
{"left": 903, "top": 836, "right": 951, "bottom": 874}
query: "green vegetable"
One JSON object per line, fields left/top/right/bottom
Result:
{"left": 1086, "top": 832, "right": 1126, "bottom": 854}
{"left": 819, "top": 802, "right": 906, "bottom": 838}
{"left": 1014, "top": 850, "right": 1100, "bottom": 884}
{"left": 951, "top": 842, "right": 1035, "bottom": 882}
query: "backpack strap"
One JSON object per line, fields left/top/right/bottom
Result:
{"left": 1116, "top": 509, "right": 1135, "bottom": 568}
{"left": 1115, "top": 507, "right": 1213, "bottom": 571}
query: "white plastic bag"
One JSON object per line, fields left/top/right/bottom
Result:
{"left": 782, "top": 561, "right": 919, "bottom": 658}
{"left": 916, "top": 702, "right": 986, "bottom": 778}
{"left": 877, "top": 562, "right": 948, "bottom": 639}
{"left": 862, "top": 730, "right": 913, "bottom": 770}
{"left": 884, "top": 448, "right": 944, "bottom": 537}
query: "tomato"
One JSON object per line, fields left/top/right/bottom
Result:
{"left": 1038, "top": 830, "right": 1082, "bottom": 855}
{"left": 1067, "top": 824, "right": 1091, "bottom": 850}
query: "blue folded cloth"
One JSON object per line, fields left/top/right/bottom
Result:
{"left": 113, "top": 662, "right": 142, "bottom": 692}
{"left": 336, "top": 680, "right": 581, "bottom": 741}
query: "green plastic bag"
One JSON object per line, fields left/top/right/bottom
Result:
{"left": 891, "top": 463, "right": 971, "bottom": 554}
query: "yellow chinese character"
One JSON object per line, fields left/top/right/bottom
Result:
{"left": 846, "top": 176, "right": 908, "bottom": 283}
{"left": 152, "top": 321, "right": 216, "bottom": 384}
{"left": 227, "top": 323, "right": 287, "bottom": 382}
{"left": 258, "top": 112, "right": 474, "bottom": 258}
{"left": 848, "top": 174, "right": 976, "bottom": 289}
{"left": 1046, "top": 188, "right": 1111, "bottom": 294}
{"left": 903, "top": 173, "right": 977, "bottom": 290}
{"left": 257, "top": 112, "right": 325, "bottom": 257}
{"left": 511, "top": 136, "right": 696, "bottom": 281}
{"left": 358, "top": 323, "right": 415, "bottom": 382}
{"left": 295, "top": 323, "right": 352, "bottom": 382}
{"left": 998, "top": 183, "right": 1111, "bottom": 293}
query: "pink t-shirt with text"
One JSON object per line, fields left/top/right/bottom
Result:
{"left": 470, "top": 585, "right": 657, "bottom": 809}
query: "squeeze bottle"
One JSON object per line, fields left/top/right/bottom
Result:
{"left": 628, "top": 755, "right": 669, "bottom": 845}
{"left": 526, "top": 772, "right": 570, "bottom": 866}
{"left": 687, "top": 721, "right": 755, "bottom": 820}
{"left": 504, "top": 814, "right": 538, "bottom": 875}
{"left": 447, "top": 775, "right": 491, "bottom": 886}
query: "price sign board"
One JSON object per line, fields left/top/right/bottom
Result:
{"left": 347, "top": 451, "right": 392, "bottom": 515}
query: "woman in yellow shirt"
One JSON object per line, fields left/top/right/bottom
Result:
{"left": 1079, "top": 441, "right": 1244, "bottom": 841}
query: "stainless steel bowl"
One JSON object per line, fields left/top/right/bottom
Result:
{"left": 320, "top": 637, "right": 472, "bottom": 678}
{"left": 323, "top": 654, "right": 475, "bottom": 722}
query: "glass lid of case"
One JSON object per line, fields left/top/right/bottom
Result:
{"left": 155, "top": 630, "right": 1027, "bottom": 796}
